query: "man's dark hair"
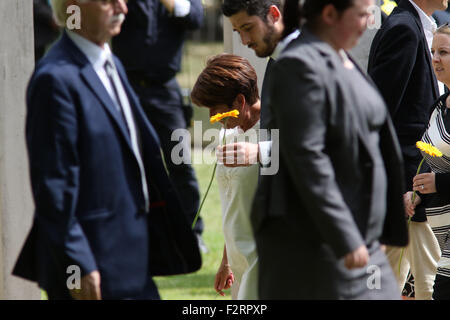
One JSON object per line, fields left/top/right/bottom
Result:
{"left": 222, "top": 0, "right": 282, "bottom": 21}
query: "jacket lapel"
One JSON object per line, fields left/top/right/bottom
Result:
{"left": 113, "top": 57, "right": 162, "bottom": 153}
{"left": 60, "top": 32, "right": 135, "bottom": 152}
{"left": 399, "top": 0, "right": 440, "bottom": 99}
{"left": 80, "top": 66, "right": 134, "bottom": 149}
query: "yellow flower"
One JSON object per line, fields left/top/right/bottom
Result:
{"left": 416, "top": 141, "right": 443, "bottom": 158}
{"left": 193, "top": 109, "right": 240, "bottom": 230}
{"left": 210, "top": 110, "right": 240, "bottom": 124}
{"left": 381, "top": 0, "right": 397, "bottom": 16}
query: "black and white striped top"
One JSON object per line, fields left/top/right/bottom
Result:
{"left": 422, "top": 93, "right": 450, "bottom": 277}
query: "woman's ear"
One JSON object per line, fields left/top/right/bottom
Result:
{"left": 233, "top": 94, "right": 246, "bottom": 111}
{"left": 321, "top": 4, "right": 339, "bottom": 26}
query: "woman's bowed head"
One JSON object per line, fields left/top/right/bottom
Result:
{"left": 191, "top": 53, "right": 260, "bottom": 132}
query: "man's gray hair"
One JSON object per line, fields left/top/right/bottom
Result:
{"left": 50, "top": 0, "right": 70, "bottom": 27}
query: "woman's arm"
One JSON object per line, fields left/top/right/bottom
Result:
{"left": 214, "top": 245, "right": 234, "bottom": 296}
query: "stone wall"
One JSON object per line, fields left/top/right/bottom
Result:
{"left": 0, "top": 0, "right": 40, "bottom": 300}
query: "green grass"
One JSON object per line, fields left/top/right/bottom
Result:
{"left": 177, "top": 40, "right": 225, "bottom": 90}
{"left": 154, "top": 150, "right": 230, "bottom": 300}
{"left": 156, "top": 41, "right": 229, "bottom": 300}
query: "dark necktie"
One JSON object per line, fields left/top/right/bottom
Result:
{"left": 104, "top": 58, "right": 150, "bottom": 212}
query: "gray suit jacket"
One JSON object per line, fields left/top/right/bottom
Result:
{"left": 251, "top": 29, "right": 408, "bottom": 298}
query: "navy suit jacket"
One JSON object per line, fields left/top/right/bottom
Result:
{"left": 12, "top": 32, "right": 201, "bottom": 299}
{"left": 368, "top": 0, "right": 440, "bottom": 222}
{"left": 112, "top": 0, "right": 203, "bottom": 83}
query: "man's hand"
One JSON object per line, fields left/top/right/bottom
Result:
{"left": 344, "top": 245, "right": 369, "bottom": 269}
{"left": 216, "top": 142, "right": 259, "bottom": 167}
{"left": 69, "top": 270, "right": 102, "bottom": 300}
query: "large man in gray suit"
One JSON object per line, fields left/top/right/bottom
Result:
{"left": 250, "top": 0, "right": 408, "bottom": 299}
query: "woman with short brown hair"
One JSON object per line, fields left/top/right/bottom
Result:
{"left": 191, "top": 53, "right": 260, "bottom": 299}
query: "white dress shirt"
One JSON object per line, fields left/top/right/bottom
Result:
{"left": 409, "top": 0, "right": 445, "bottom": 95}
{"left": 67, "top": 31, "right": 123, "bottom": 110}
{"left": 174, "top": 0, "right": 191, "bottom": 17}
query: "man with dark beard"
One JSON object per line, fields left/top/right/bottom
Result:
{"left": 218, "top": 0, "right": 300, "bottom": 168}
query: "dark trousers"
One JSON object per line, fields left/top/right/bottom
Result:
{"left": 255, "top": 216, "right": 400, "bottom": 299}
{"left": 130, "top": 78, "right": 203, "bottom": 234}
{"left": 433, "top": 274, "right": 450, "bottom": 300}
{"left": 46, "top": 277, "right": 160, "bottom": 300}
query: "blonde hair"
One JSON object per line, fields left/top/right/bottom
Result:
{"left": 435, "top": 23, "right": 450, "bottom": 36}
{"left": 50, "top": 0, "right": 70, "bottom": 27}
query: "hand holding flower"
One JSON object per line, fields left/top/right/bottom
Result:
{"left": 216, "top": 142, "right": 259, "bottom": 167}
{"left": 398, "top": 141, "right": 442, "bottom": 276}
{"left": 412, "top": 172, "right": 436, "bottom": 194}
{"left": 191, "top": 110, "right": 240, "bottom": 230}
{"left": 403, "top": 191, "right": 421, "bottom": 217}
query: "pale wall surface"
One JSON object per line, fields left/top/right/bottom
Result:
{"left": 350, "top": 0, "right": 383, "bottom": 72}
{"left": 0, "top": 0, "right": 40, "bottom": 299}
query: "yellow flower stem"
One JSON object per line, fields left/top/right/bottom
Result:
{"left": 192, "top": 118, "right": 229, "bottom": 230}
{"left": 192, "top": 162, "right": 217, "bottom": 229}
{"left": 398, "top": 156, "right": 425, "bottom": 276}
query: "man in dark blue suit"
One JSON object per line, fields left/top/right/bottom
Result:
{"left": 111, "top": 0, "right": 207, "bottom": 252}
{"left": 368, "top": 0, "right": 446, "bottom": 299}
{"left": 12, "top": 0, "right": 201, "bottom": 300}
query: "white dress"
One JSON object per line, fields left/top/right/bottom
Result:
{"left": 215, "top": 121, "right": 260, "bottom": 300}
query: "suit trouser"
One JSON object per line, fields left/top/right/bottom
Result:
{"left": 131, "top": 79, "right": 203, "bottom": 234}
{"left": 386, "top": 221, "right": 441, "bottom": 300}
{"left": 46, "top": 276, "right": 160, "bottom": 300}
{"left": 255, "top": 216, "right": 401, "bottom": 299}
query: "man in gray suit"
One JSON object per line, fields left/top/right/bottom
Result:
{"left": 252, "top": 0, "right": 408, "bottom": 299}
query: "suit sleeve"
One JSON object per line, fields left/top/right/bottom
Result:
{"left": 368, "top": 23, "right": 420, "bottom": 118}
{"left": 26, "top": 72, "right": 97, "bottom": 276}
{"left": 269, "top": 58, "right": 365, "bottom": 258}
{"left": 435, "top": 172, "right": 450, "bottom": 193}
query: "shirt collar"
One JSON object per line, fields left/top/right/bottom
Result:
{"left": 271, "top": 29, "right": 301, "bottom": 61}
{"left": 67, "top": 30, "right": 112, "bottom": 70}
{"left": 409, "top": 0, "right": 437, "bottom": 33}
